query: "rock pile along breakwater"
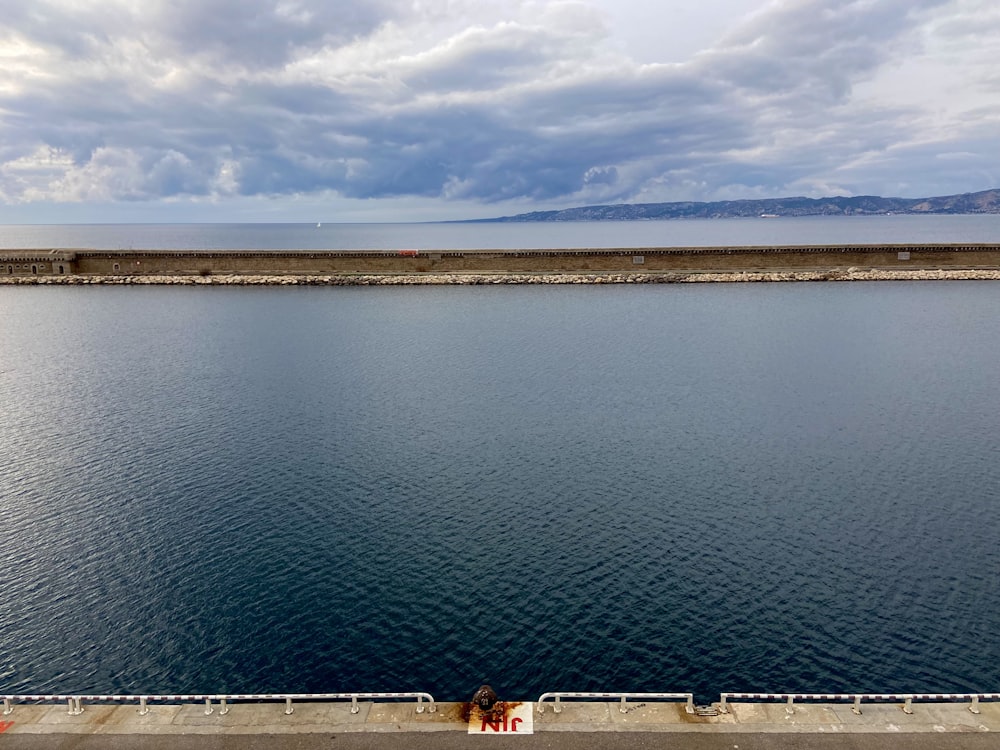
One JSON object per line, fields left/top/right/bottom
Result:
{"left": 4, "top": 269, "right": 1000, "bottom": 285}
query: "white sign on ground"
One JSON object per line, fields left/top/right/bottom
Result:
{"left": 467, "top": 702, "right": 534, "bottom": 735}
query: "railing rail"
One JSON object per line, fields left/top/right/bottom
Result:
{"left": 2, "top": 692, "right": 436, "bottom": 716}
{"left": 536, "top": 692, "right": 694, "bottom": 714}
{"left": 7, "top": 690, "right": 999, "bottom": 719}
{"left": 718, "top": 692, "right": 1000, "bottom": 715}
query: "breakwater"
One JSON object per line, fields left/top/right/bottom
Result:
{"left": 3, "top": 244, "right": 1000, "bottom": 280}
{"left": 4, "top": 268, "right": 1000, "bottom": 284}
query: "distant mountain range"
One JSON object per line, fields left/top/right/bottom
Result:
{"left": 479, "top": 188, "right": 1000, "bottom": 222}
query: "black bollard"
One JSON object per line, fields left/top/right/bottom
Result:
{"left": 472, "top": 684, "right": 498, "bottom": 711}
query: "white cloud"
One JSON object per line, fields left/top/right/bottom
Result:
{"left": 0, "top": 0, "right": 999, "bottom": 220}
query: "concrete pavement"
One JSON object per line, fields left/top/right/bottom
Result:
{"left": 1, "top": 697, "right": 997, "bottom": 748}
{"left": 3, "top": 735, "right": 1000, "bottom": 750}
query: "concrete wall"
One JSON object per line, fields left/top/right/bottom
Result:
{"left": 4, "top": 246, "right": 1000, "bottom": 276}
{"left": 1, "top": 252, "right": 75, "bottom": 275}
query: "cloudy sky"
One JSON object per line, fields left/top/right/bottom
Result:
{"left": 1, "top": 0, "right": 998, "bottom": 222}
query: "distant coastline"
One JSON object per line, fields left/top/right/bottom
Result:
{"left": 474, "top": 187, "right": 1000, "bottom": 222}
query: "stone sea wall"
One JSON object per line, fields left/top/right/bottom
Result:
{"left": 4, "top": 268, "right": 1000, "bottom": 285}
{"left": 5, "top": 245, "right": 1000, "bottom": 279}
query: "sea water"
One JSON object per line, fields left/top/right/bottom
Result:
{"left": 2, "top": 213, "right": 1000, "bottom": 250}
{"left": 1, "top": 217, "right": 999, "bottom": 702}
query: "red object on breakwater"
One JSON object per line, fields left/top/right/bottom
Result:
{"left": 398, "top": 249, "right": 419, "bottom": 256}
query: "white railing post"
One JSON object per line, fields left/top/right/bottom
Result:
{"left": 1, "top": 691, "right": 443, "bottom": 719}
{"left": 23, "top": 690, "right": 994, "bottom": 722}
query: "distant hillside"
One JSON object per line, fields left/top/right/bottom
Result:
{"left": 480, "top": 188, "right": 1000, "bottom": 222}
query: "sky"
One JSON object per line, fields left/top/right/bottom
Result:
{"left": 1, "top": 0, "right": 999, "bottom": 223}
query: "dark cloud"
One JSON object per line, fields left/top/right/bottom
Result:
{"left": 148, "top": 0, "right": 398, "bottom": 67}
{"left": 1, "top": 0, "right": 998, "bottom": 211}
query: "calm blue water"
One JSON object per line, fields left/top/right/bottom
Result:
{"left": 2, "top": 213, "right": 1000, "bottom": 250}
{"left": 2, "top": 219, "right": 1000, "bottom": 703}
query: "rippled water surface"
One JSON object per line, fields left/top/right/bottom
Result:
{"left": 4, "top": 213, "right": 1000, "bottom": 249}
{"left": 2, "top": 280, "right": 999, "bottom": 702}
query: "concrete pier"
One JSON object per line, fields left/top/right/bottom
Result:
{"left": 1, "top": 697, "right": 997, "bottom": 748}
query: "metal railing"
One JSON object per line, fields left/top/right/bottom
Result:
{"left": 718, "top": 692, "right": 1000, "bottom": 715}
{"left": 2, "top": 692, "right": 436, "bottom": 717}
{"left": 536, "top": 692, "right": 695, "bottom": 714}
{"left": 7, "top": 689, "right": 999, "bottom": 719}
